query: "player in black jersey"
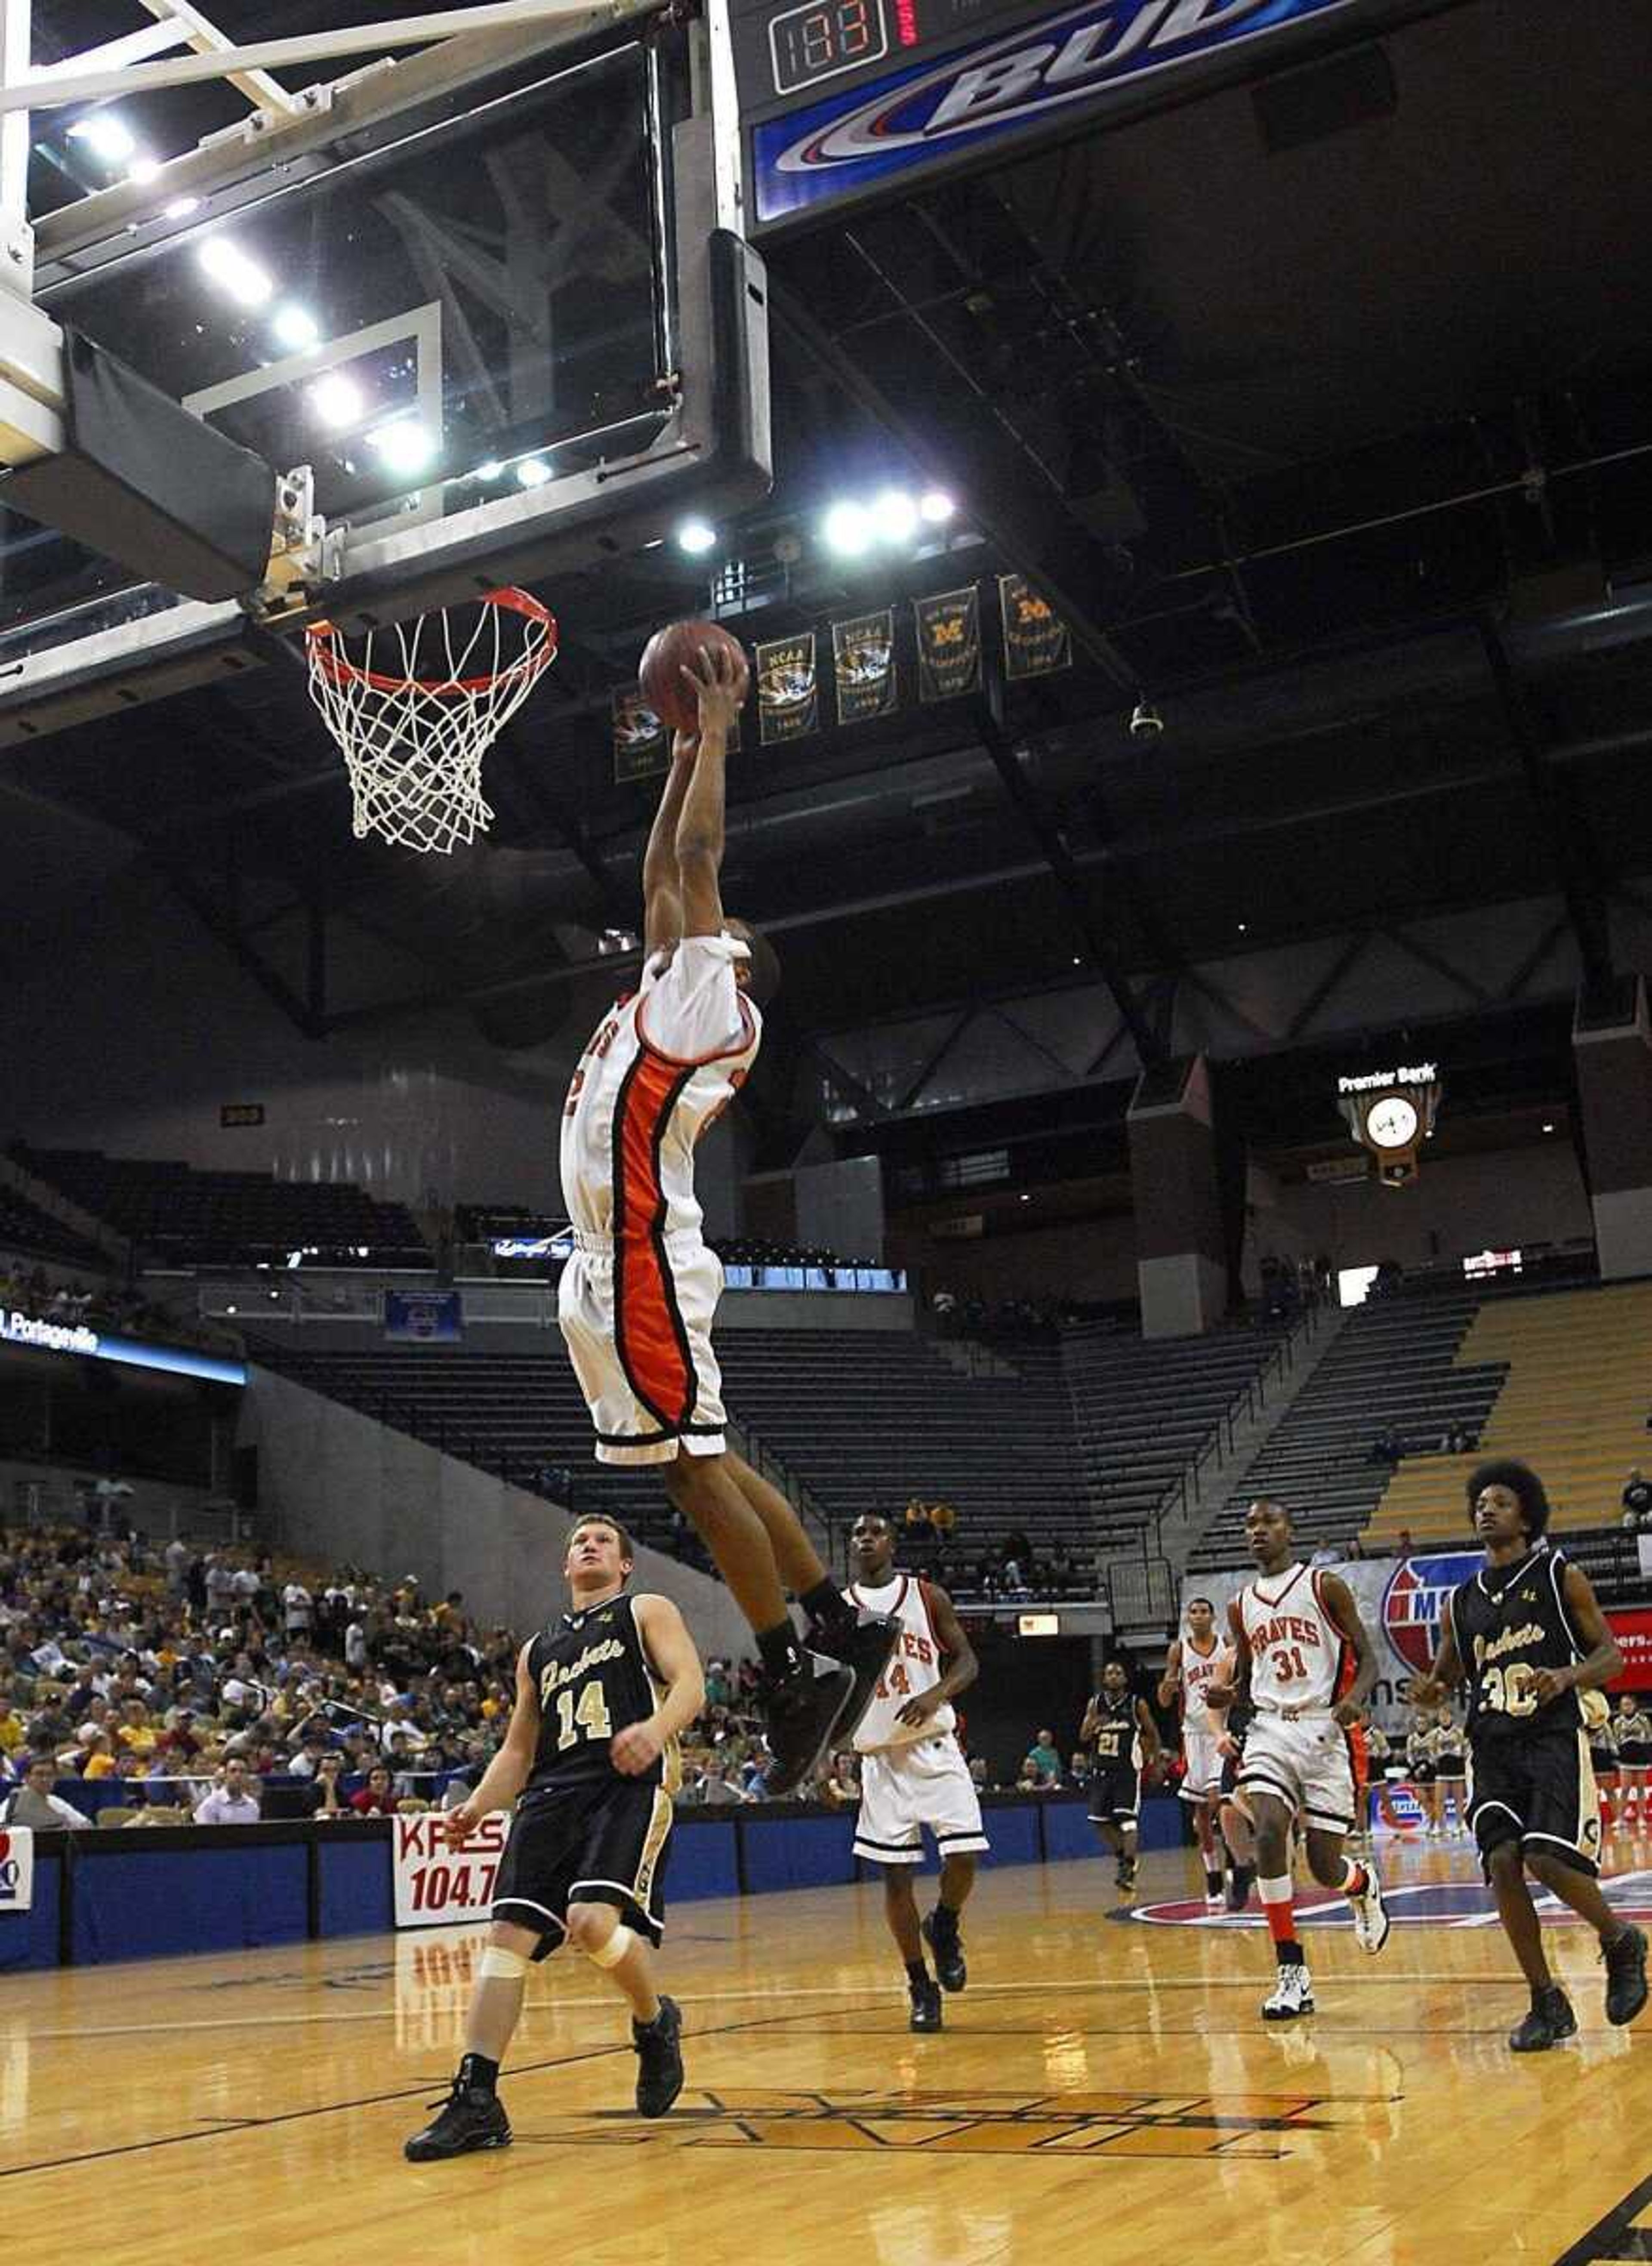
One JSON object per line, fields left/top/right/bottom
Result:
{"left": 1414, "top": 1460, "right": 1648, "bottom": 2051}
{"left": 405, "top": 1515, "right": 704, "bottom": 2159}
{"left": 1079, "top": 1660, "right": 1159, "bottom": 1899}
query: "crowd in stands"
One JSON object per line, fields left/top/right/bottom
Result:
{"left": 1622, "top": 1470, "right": 1652, "bottom": 1531}
{"left": 0, "top": 1263, "right": 237, "bottom": 1357}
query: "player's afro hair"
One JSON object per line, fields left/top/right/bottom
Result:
{"left": 1465, "top": 1458, "right": 1550, "bottom": 1540}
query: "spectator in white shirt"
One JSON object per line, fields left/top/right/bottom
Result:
{"left": 283, "top": 1581, "right": 312, "bottom": 1637}
{"left": 163, "top": 1537, "right": 191, "bottom": 1594}
{"left": 1, "top": 1754, "right": 93, "bottom": 1830}
{"left": 204, "top": 1556, "right": 236, "bottom": 1613}
{"left": 194, "top": 1758, "right": 261, "bottom": 1825}
{"left": 344, "top": 1621, "right": 368, "bottom": 1671}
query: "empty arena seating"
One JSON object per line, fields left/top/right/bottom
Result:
{"left": 1186, "top": 1286, "right": 1509, "bottom": 1572}
{"left": 1062, "top": 1319, "right": 1293, "bottom": 1556}
{"left": 0, "top": 1184, "right": 107, "bottom": 1271}
{"left": 13, "top": 1147, "right": 429, "bottom": 1269}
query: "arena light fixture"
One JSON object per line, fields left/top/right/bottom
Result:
{"left": 68, "top": 111, "right": 136, "bottom": 165}
{"left": 516, "top": 458, "right": 551, "bottom": 489}
{"left": 310, "top": 372, "right": 364, "bottom": 429}
{"left": 368, "top": 419, "right": 437, "bottom": 476}
{"left": 164, "top": 194, "right": 201, "bottom": 220}
{"left": 272, "top": 303, "right": 321, "bottom": 352}
{"left": 475, "top": 459, "right": 504, "bottom": 481}
{"left": 872, "top": 488, "right": 918, "bottom": 542}
{"left": 197, "top": 235, "right": 273, "bottom": 309}
{"left": 919, "top": 489, "right": 956, "bottom": 524}
{"left": 823, "top": 500, "right": 872, "bottom": 557}
{"left": 676, "top": 517, "right": 718, "bottom": 556}
{"left": 126, "top": 154, "right": 162, "bottom": 186}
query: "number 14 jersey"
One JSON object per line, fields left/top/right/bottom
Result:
{"left": 523, "top": 1591, "right": 675, "bottom": 1796}
{"left": 1238, "top": 1562, "right": 1352, "bottom": 1716}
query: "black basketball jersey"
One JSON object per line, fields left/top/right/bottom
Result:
{"left": 1089, "top": 1695, "right": 1142, "bottom": 1769}
{"left": 1448, "top": 1544, "right": 1585, "bottom": 1747}
{"left": 523, "top": 1590, "right": 670, "bottom": 1797}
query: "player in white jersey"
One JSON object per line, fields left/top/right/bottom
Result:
{"left": 557, "top": 640, "right": 897, "bottom": 1794}
{"left": 1209, "top": 1500, "right": 1390, "bottom": 2022}
{"left": 1158, "top": 1597, "right": 1228, "bottom": 1908}
{"left": 845, "top": 1513, "right": 986, "bottom": 2033}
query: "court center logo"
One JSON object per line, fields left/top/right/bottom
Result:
{"left": 1380, "top": 1553, "right": 1481, "bottom": 1678}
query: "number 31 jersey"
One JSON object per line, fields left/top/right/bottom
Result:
{"left": 1448, "top": 1544, "right": 1586, "bottom": 1748}
{"left": 1238, "top": 1562, "right": 1350, "bottom": 1716}
{"left": 523, "top": 1591, "right": 675, "bottom": 1797}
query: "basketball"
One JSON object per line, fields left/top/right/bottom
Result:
{"left": 637, "top": 619, "right": 748, "bottom": 735}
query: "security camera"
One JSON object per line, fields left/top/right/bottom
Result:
{"left": 1129, "top": 696, "right": 1163, "bottom": 740}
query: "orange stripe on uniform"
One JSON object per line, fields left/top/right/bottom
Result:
{"left": 613, "top": 1049, "right": 696, "bottom": 1429}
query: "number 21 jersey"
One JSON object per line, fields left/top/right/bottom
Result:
{"left": 523, "top": 1592, "right": 675, "bottom": 1796}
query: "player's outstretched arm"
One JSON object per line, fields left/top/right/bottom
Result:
{"left": 1409, "top": 1612, "right": 1464, "bottom": 1708}
{"left": 1320, "top": 1573, "right": 1378, "bottom": 1723}
{"left": 675, "top": 642, "right": 748, "bottom": 938}
{"left": 1532, "top": 1564, "right": 1623, "bottom": 1705}
{"left": 1205, "top": 1607, "right": 1248, "bottom": 1710}
{"left": 896, "top": 1584, "right": 978, "bottom": 1729}
{"left": 446, "top": 1641, "right": 539, "bottom": 1845}
{"left": 612, "top": 1596, "right": 707, "bottom": 1777}
{"left": 642, "top": 733, "right": 699, "bottom": 954}
{"left": 1134, "top": 1698, "right": 1162, "bottom": 1769}
{"left": 1156, "top": 1639, "right": 1183, "bottom": 1711}
{"left": 1079, "top": 1694, "right": 1104, "bottom": 1745}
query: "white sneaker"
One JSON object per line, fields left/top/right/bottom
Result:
{"left": 1348, "top": 1861, "right": 1390, "bottom": 1954}
{"left": 1262, "top": 1963, "right": 1315, "bottom": 2021}
{"left": 1206, "top": 1893, "right": 1225, "bottom": 1913}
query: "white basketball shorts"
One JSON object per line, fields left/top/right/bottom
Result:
{"left": 1236, "top": 1710, "right": 1359, "bottom": 1836}
{"left": 558, "top": 1233, "right": 728, "bottom": 1466}
{"left": 853, "top": 1735, "right": 991, "bottom": 1866}
{"left": 1179, "top": 1725, "right": 1223, "bottom": 1801}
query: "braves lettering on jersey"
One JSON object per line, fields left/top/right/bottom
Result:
{"left": 561, "top": 935, "right": 759, "bottom": 1244}
{"left": 523, "top": 1592, "right": 679, "bottom": 1799}
{"left": 1088, "top": 1695, "right": 1143, "bottom": 1771}
{"left": 1448, "top": 1544, "right": 1586, "bottom": 1749}
{"left": 846, "top": 1574, "right": 952, "bottom": 1753}
{"left": 1239, "top": 1564, "right": 1352, "bottom": 1715}
{"left": 1179, "top": 1635, "right": 1224, "bottom": 1729}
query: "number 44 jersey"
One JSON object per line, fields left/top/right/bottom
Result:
{"left": 523, "top": 1591, "right": 677, "bottom": 1794}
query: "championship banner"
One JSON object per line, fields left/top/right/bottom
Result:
{"left": 831, "top": 608, "right": 897, "bottom": 724}
{"left": 915, "top": 587, "right": 980, "bottom": 702}
{"left": 392, "top": 1810, "right": 509, "bottom": 1929}
{"left": 1180, "top": 1551, "right": 1484, "bottom": 1735}
{"left": 756, "top": 632, "right": 818, "bottom": 745}
{"left": 999, "top": 574, "right": 1070, "bottom": 681}
{"left": 612, "top": 686, "right": 668, "bottom": 783}
{"left": 384, "top": 1289, "right": 463, "bottom": 1344}
{"left": 0, "top": 1826, "right": 35, "bottom": 1915}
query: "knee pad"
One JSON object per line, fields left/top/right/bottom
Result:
{"left": 585, "top": 1923, "right": 636, "bottom": 1970}
{"left": 480, "top": 1946, "right": 531, "bottom": 1981}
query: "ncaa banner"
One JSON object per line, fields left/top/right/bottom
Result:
{"left": 915, "top": 587, "right": 981, "bottom": 702}
{"left": 999, "top": 574, "right": 1071, "bottom": 680}
{"left": 612, "top": 686, "right": 668, "bottom": 783}
{"left": 1179, "top": 1550, "right": 1481, "bottom": 1733}
{"left": 392, "top": 1810, "right": 509, "bottom": 1929}
{"left": 756, "top": 633, "right": 819, "bottom": 745}
{"left": 0, "top": 1827, "right": 34, "bottom": 1914}
{"left": 831, "top": 608, "right": 897, "bottom": 724}
{"left": 753, "top": 0, "right": 1371, "bottom": 228}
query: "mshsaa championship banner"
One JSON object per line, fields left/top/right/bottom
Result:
{"left": 915, "top": 587, "right": 980, "bottom": 701}
{"left": 999, "top": 574, "right": 1071, "bottom": 680}
{"left": 831, "top": 608, "right": 897, "bottom": 724}
{"left": 0, "top": 1827, "right": 34, "bottom": 1914}
{"left": 1179, "top": 1552, "right": 1485, "bottom": 1735}
{"left": 393, "top": 1810, "right": 509, "bottom": 1929}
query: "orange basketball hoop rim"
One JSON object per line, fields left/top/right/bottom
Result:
{"left": 306, "top": 586, "right": 558, "bottom": 697}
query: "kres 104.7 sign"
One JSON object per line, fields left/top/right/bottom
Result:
{"left": 742, "top": 0, "right": 1383, "bottom": 232}
{"left": 392, "top": 1811, "right": 509, "bottom": 1929}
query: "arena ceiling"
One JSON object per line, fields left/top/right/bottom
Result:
{"left": 3, "top": 0, "right": 1651, "bottom": 1171}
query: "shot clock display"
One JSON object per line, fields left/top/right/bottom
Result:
{"left": 769, "top": 0, "right": 889, "bottom": 93}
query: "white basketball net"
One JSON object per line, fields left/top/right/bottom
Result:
{"left": 306, "top": 588, "right": 558, "bottom": 855}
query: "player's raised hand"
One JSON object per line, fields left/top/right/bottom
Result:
{"left": 1407, "top": 1674, "right": 1444, "bottom": 1708}
{"left": 681, "top": 639, "right": 748, "bottom": 735}
{"left": 670, "top": 727, "right": 699, "bottom": 768}
{"left": 610, "top": 1720, "right": 664, "bottom": 1776}
{"left": 443, "top": 1801, "right": 481, "bottom": 1848}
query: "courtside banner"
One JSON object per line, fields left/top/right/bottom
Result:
{"left": 0, "top": 1827, "right": 35, "bottom": 1914}
{"left": 1608, "top": 1609, "right": 1652, "bottom": 1692}
{"left": 393, "top": 1810, "right": 509, "bottom": 1929}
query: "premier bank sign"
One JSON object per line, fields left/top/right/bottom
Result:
{"left": 1337, "top": 1062, "right": 1438, "bottom": 1096}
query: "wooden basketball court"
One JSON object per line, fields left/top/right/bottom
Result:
{"left": 3, "top": 1838, "right": 1648, "bottom": 2265}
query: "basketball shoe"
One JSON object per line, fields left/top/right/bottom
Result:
{"left": 1348, "top": 1860, "right": 1390, "bottom": 1954}
{"left": 404, "top": 2079, "right": 512, "bottom": 2161}
{"left": 633, "top": 1995, "right": 685, "bottom": 2116}
{"left": 909, "top": 1977, "right": 943, "bottom": 2033}
{"left": 922, "top": 1906, "right": 968, "bottom": 1992}
{"left": 1261, "top": 1962, "right": 1315, "bottom": 2022}
{"left": 760, "top": 1651, "right": 854, "bottom": 1796}
{"left": 1509, "top": 1986, "right": 1576, "bottom": 2052}
{"left": 1604, "top": 1925, "right": 1648, "bottom": 2028}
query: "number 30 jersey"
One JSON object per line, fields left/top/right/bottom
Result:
{"left": 845, "top": 1573, "right": 954, "bottom": 1754}
{"left": 1448, "top": 1544, "right": 1586, "bottom": 1749}
{"left": 1238, "top": 1562, "right": 1350, "bottom": 1716}
{"left": 523, "top": 1591, "right": 677, "bottom": 1797}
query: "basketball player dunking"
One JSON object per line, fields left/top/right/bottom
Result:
{"left": 1411, "top": 1460, "right": 1647, "bottom": 2050}
{"left": 845, "top": 1513, "right": 987, "bottom": 2033}
{"left": 558, "top": 639, "right": 896, "bottom": 1792}
{"left": 1208, "top": 1500, "right": 1390, "bottom": 2020}
{"left": 405, "top": 1516, "right": 702, "bottom": 2159}
{"left": 1158, "top": 1597, "right": 1228, "bottom": 1908}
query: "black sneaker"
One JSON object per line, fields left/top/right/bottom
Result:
{"left": 818, "top": 1611, "right": 901, "bottom": 1747}
{"left": 922, "top": 1908, "right": 968, "bottom": 1993}
{"left": 909, "top": 1977, "right": 943, "bottom": 2033}
{"left": 404, "top": 2081, "right": 512, "bottom": 2161}
{"left": 1226, "top": 1864, "right": 1255, "bottom": 1913}
{"left": 1604, "top": 1925, "right": 1649, "bottom": 2028}
{"left": 1509, "top": 1986, "right": 1577, "bottom": 2053}
{"left": 632, "top": 1994, "right": 685, "bottom": 2117}
{"left": 760, "top": 1651, "right": 854, "bottom": 1796}
{"left": 1117, "top": 1865, "right": 1138, "bottom": 1901}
